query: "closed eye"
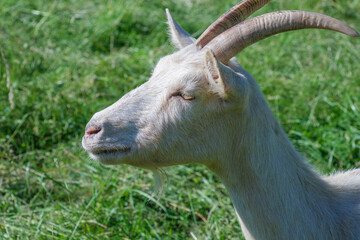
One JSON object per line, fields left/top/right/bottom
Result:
{"left": 171, "top": 92, "right": 195, "bottom": 101}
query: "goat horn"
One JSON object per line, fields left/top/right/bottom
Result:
{"left": 196, "top": 0, "right": 272, "bottom": 48}
{"left": 206, "top": 10, "right": 360, "bottom": 64}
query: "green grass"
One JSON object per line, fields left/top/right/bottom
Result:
{"left": 0, "top": 0, "right": 359, "bottom": 239}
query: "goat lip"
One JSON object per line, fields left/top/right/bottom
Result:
{"left": 89, "top": 147, "right": 132, "bottom": 156}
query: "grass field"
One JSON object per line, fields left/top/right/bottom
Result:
{"left": 0, "top": 0, "right": 359, "bottom": 239}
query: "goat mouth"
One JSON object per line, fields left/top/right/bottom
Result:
{"left": 89, "top": 147, "right": 131, "bottom": 156}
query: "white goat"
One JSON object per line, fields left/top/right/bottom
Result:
{"left": 82, "top": 0, "right": 360, "bottom": 239}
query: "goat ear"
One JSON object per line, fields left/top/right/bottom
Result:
{"left": 204, "top": 49, "right": 248, "bottom": 101}
{"left": 205, "top": 50, "right": 227, "bottom": 98}
{"left": 166, "top": 9, "right": 195, "bottom": 49}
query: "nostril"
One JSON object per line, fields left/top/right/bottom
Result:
{"left": 86, "top": 125, "right": 102, "bottom": 135}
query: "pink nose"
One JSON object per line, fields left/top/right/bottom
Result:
{"left": 85, "top": 125, "right": 101, "bottom": 136}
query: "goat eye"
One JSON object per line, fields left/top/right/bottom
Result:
{"left": 172, "top": 92, "right": 195, "bottom": 101}
{"left": 182, "top": 94, "right": 195, "bottom": 100}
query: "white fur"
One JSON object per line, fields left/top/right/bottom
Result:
{"left": 82, "top": 9, "right": 360, "bottom": 240}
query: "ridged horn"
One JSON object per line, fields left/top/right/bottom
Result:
{"left": 206, "top": 10, "right": 359, "bottom": 63}
{"left": 196, "top": 0, "right": 272, "bottom": 48}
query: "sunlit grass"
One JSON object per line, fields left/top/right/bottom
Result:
{"left": 1, "top": 0, "right": 359, "bottom": 239}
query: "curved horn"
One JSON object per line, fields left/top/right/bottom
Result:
{"left": 196, "top": 0, "right": 272, "bottom": 48}
{"left": 206, "top": 11, "right": 359, "bottom": 63}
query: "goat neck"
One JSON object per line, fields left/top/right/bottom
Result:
{"left": 207, "top": 68, "right": 358, "bottom": 239}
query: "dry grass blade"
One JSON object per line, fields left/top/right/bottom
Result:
{"left": 0, "top": 46, "right": 14, "bottom": 109}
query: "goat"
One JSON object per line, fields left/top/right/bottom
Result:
{"left": 82, "top": 0, "right": 360, "bottom": 239}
